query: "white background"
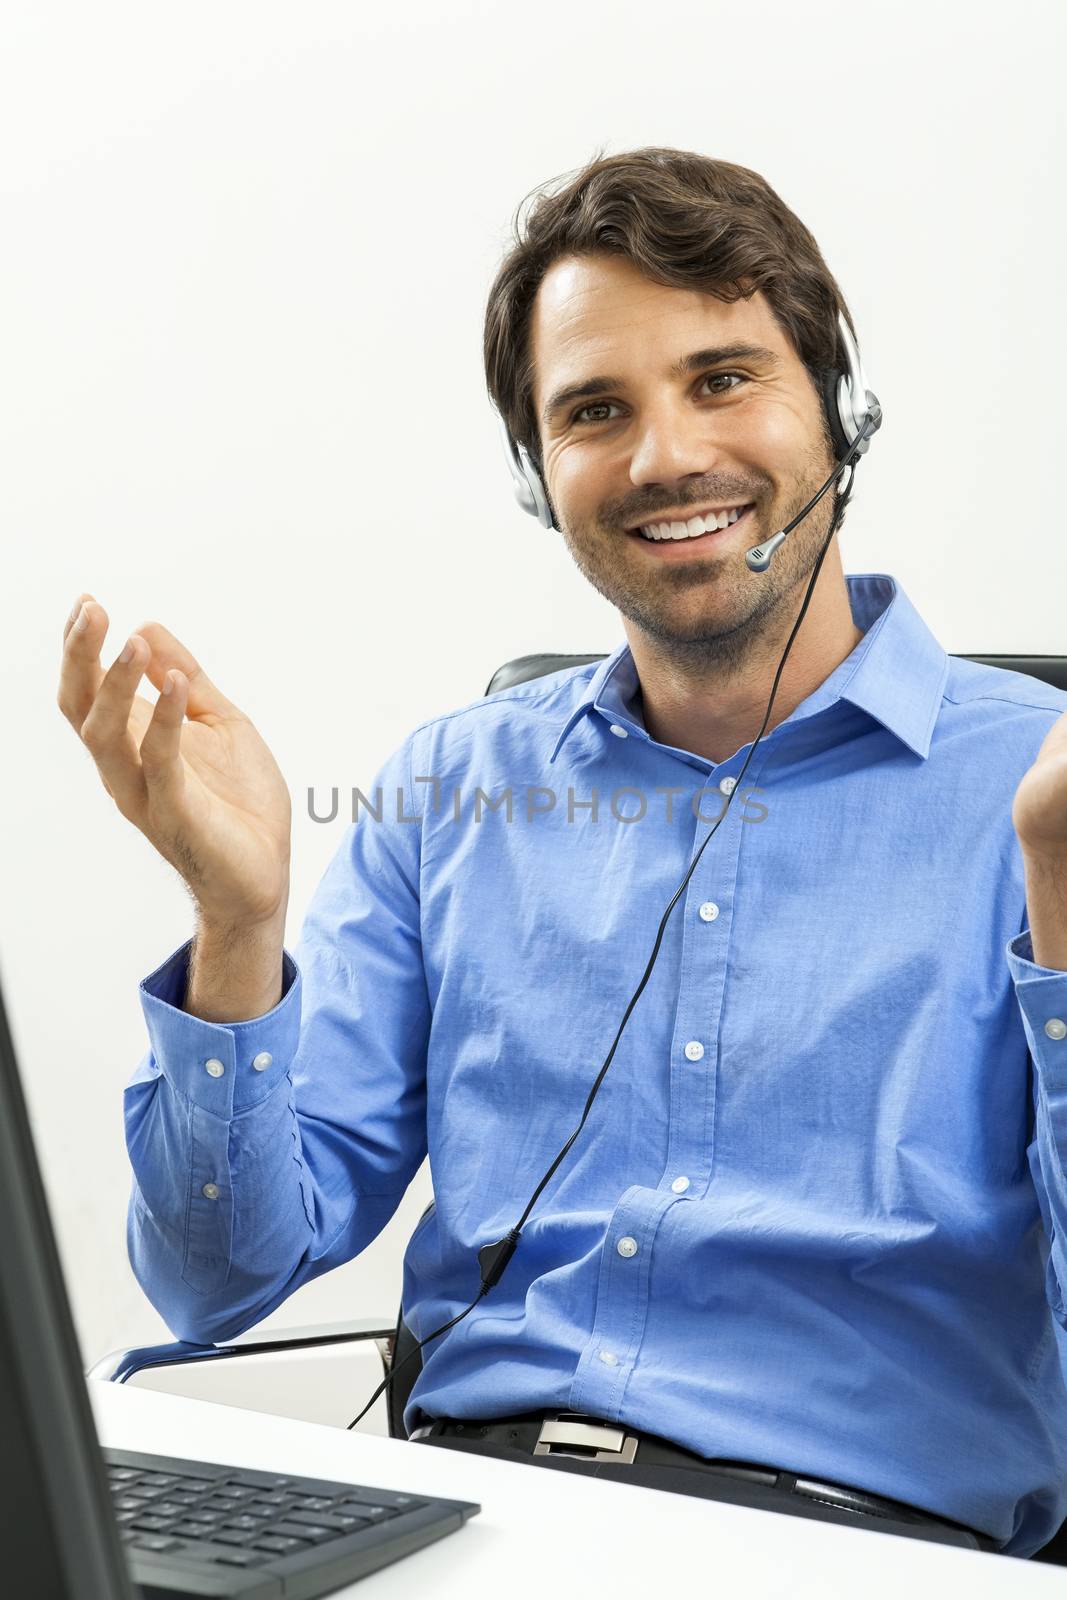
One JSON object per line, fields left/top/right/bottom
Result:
{"left": 1, "top": 0, "right": 1064, "bottom": 1385}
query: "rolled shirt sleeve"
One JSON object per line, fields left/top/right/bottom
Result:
{"left": 123, "top": 732, "right": 431, "bottom": 1345}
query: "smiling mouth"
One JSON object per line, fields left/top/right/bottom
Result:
{"left": 627, "top": 504, "right": 756, "bottom": 547}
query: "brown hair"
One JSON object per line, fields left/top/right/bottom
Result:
{"left": 483, "top": 146, "right": 854, "bottom": 474}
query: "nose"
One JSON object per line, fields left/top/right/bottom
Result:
{"left": 627, "top": 396, "right": 729, "bottom": 498}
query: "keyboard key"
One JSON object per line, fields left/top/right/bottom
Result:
{"left": 285, "top": 1509, "right": 372, "bottom": 1533}
{"left": 337, "top": 1488, "right": 427, "bottom": 1512}
{"left": 212, "top": 1529, "right": 258, "bottom": 1547}
{"left": 170, "top": 1522, "right": 219, "bottom": 1541}
{"left": 155, "top": 1536, "right": 270, "bottom": 1568}
{"left": 253, "top": 1534, "right": 307, "bottom": 1555}
{"left": 220, "top": 1515, "right": 263, "bottom": 1533}
{"left": 131, "top": 1535, "right": 183, "bottom": 1553}
{"left": 129, "top": 1516, "right": 173, "bottom": 1534}
{"left": 271, "top": 1521, "right": 334, "bottom": 1543}
{"left": 212, "top": 1549, "right": 270, "bottom": 1568}
{"left": 338, "top": 1502, "right": 398, "bottom": 1523}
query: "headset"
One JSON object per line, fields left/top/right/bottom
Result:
{"left": 346, "top": 305, "right": 883, "bottom": 1431}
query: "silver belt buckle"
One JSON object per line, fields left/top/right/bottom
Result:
{"left": 533, "top": 1411, "right": 639, "bottom": 1464}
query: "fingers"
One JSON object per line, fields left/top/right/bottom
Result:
{"left": 75, "top": 621, "right": 153, "bottom": 821}
{"left": 128, "top": 620, "right": 243, "bottom": 721}
{"left": 58, "top": 596, "right": 104, "bottom": 733}
{"left": 58, "top": 596, "right": 185, "bottom": 826}
{"left": 136, "top": 662, "right": 190, "bottom": 805}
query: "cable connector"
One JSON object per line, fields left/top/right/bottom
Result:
{"left": 477, "top": 1228, "right": 521, "bottom": 1290}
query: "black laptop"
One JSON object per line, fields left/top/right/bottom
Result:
{"left": 0, "top": 959, "right": 480, "bottom": 1598}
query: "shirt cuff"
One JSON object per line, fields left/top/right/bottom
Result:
{"left": 138, "top": 938, "right": 302, "bottom": 1116}
{"left": 1006, "top": 928, "right": 1067, "bottom": 1089}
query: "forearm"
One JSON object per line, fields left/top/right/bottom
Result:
{"left": 184, "top": 913, "right": 287, "bottom": 1022}
{"left": 1022, "top": 849, "right": 1067, "bottom": 972}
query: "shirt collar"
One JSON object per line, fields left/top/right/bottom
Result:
{"left": 548, "top": 573, "right": 949, "bottom": 766}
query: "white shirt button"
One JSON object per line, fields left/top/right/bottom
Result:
{"left": 617, "top": 1236, "right": 639, "bottom": 1258}
{"left": 671, "top": 1176, "right": 690, "bottom": 1193}
{"left": 684, "top": 1040, "right": 705, "bottom": 1061}
{"left": 252, "top": 1051, "right": 273, "bottom": 1071}
{"left": 204, "top": 1058, "right": 225, "bottom": 1078}
{"left": 598, "top": 1350, "right": 619, "bottom": 1366}
{"left": 698, "top": 902, "right": 719, "bottom": 921}
{"left": 718, "top": 776, "right": 737, "bottom": 795}
{"left": 201, "top": 1182, "right": 220, "bottom": 1200}
{"left": 609, "top": 724, "right": 629, "bottom": 738}
{"left": 1045, "top": 1018, "right": 1067, "bottom": 1040}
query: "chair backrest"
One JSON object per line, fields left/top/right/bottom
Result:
{"left": 386, "top": 647, "right": 1067, "bottom": 1439}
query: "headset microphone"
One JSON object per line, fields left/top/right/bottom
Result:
{"left": 745, "top": 395, "right": 883, "bottom": 572}
{"left": 345, "top": 304, "right": 883, "bottom": 1433}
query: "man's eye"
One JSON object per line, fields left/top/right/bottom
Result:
{"left": 571, "top": 372, "right": 744, "bottom": 425}
{"left": 573, "top": 400, "right": 622, "bottom": 425}
{"left": 702, "top": 371, "right": 744, "bottom": 395}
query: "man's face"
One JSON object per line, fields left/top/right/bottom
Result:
{"left": 529, "top": 253, "right": 839, "bottom": 653}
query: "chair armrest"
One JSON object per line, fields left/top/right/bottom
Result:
{"left": 88, "top": 1316, "right": 396, "bottom": 1384}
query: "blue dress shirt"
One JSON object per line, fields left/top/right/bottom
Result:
{"left": 125, "top": 572, "right": 1067, "bottom": 1557}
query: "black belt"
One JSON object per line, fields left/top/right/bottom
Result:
{"left": 414, "top": 1409, "right": 1000, "bottom": 1551}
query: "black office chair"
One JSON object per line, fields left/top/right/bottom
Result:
{"left": 94, "top": 649, "right": 1067, "bottom": 1564}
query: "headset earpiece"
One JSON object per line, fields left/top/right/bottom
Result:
{"left": 498, "top": 413, "right": 556, "bottom": 529}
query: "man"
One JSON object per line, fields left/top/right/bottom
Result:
{"left": 61, "top": 148, "right": 1067, "bottom": 1558}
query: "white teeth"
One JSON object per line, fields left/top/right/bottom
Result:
{"left": 639, "top": 505, "right": 750, "bottom": 541}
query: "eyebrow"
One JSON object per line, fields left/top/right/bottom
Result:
{"left": 541, "top": 343, "right": 783, "bottom": 428}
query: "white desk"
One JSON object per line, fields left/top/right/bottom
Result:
{"left": 89, "top": 1380, "right": 1061, "bottom": 1598}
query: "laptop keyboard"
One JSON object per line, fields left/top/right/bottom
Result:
{"left": 106, "top": 1453, "right": 430, "bottom": 1572}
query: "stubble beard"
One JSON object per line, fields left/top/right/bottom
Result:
{"left": 558, "top": 449, "right": 842, "bottom": 680}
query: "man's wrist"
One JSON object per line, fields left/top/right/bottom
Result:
{"left": 1021, "top": 848, "right": 1067, "bottom": 973}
